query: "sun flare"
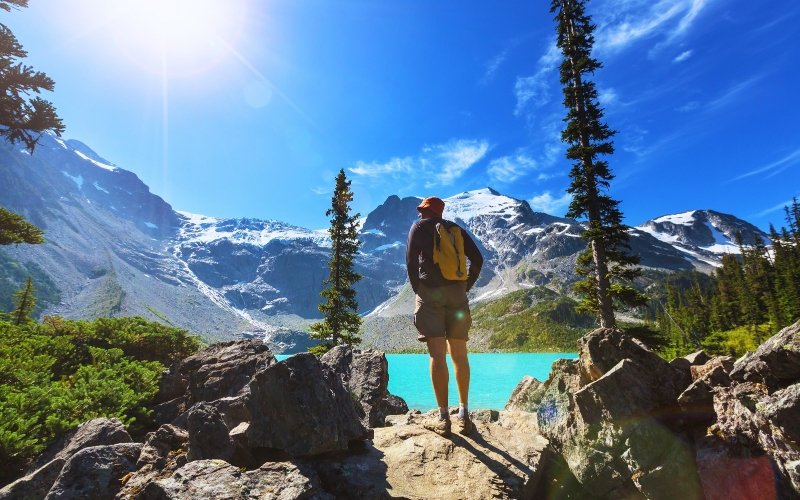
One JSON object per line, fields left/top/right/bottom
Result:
{"left": 106, "top": 0, "right": 249, "bottom": 77}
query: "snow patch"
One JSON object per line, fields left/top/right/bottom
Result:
{"left": 177, "top": 211, "right": 330, "bottom": 247}
{"left": 363, "top": 228, "right": 387, "bottom": 237}
{"left": 62, "top": 171, "right": 84, "bottom": 189}
{"left": 443, "top": 188, "right": 522, "bottom": 222}
{"left": 144, "top": 222, "right": 158, "bottom": 229}
{"left": 74, "top": 150, "right": 117, "bottom": 171}
{"left": 373, "top": 241, "right": 402, "bottom": 252}
{"left": 93, "top": 181, "right": 109, "bottom": 194}
{"left": 652, "top": 211, "right": 696, "bottom": 225}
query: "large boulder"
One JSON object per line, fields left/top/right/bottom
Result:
{"left": 137, "top": 425, "right": 189, "bottom": 470}
{"left": 0, "top": 459, "right": 66, "bottom": 500}
{"left": 710, "top": 381, "right": 800, "bottom": 494}
{"left": 245, "top": 353, "right": 370, "bottom": 456}
{"left": 509, "top": 328, "right": 703, "bottom": 499}
{"left": 154, "top": 340, "right": 275, "bottom": 426}
{"left": 578, "top": 327, "right": 689, "bottom": 392}
{"left": 186, "top": 402, "right": 235, "bottom": 462}
{"left": 44, "top": 443, "right": 142, "bottom": 500}
{"left": 157, "top": 340, "right": 275, "bottom": 404}
{"left": 139, "top": 459, "right": 331, "bottom": 499}
{"left": 504, "top": 375, "right": 543, "bottom": 412}
{"left": 729, "top": 320, "right": 800, "bottom": 392}
{"left": 26, "top": 418, "right": 132, "bottom": 474}
{"left": 320, "top": 345, "right": 409, "bottom": 428}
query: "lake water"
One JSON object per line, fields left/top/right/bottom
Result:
{"left": 278, "top": 352, "right": 577, "bottom": 411}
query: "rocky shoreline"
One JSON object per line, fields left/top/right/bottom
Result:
{"left": 2, "top": 322, "right": 798, "bottom": 499}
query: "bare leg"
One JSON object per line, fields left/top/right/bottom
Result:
{"left": 426, "top": 337, "right": 449, "bottom": 410}
{"left": 447, "top": 338, "right": 469, "bottom": 407}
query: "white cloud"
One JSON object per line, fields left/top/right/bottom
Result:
{"left": 514, "top": 42, "right": 560, "bottom": 115}
{"left": 433, "top": 140, "right": 491, "bottom": 186}
{"left": 311, "top": 186, "right": 329, "bottom": 195}
{"left": 751, "top": 197, "right": 798, "bottom": 218}
{"left": 529, "top": 191, "right": 572, "bottom": 215}
{"left": 594, "top": 0, "right": 712, "bottom": 55}
{"left": 598, "top": 88, "right": 619, "bottom": 107}
{"left": 487, "top": 154, "right": 538, "bottom": 184}
{"left": 731, "top": 148, "right": 800, "bottom": 182}
{"left": 482, "top": 49, "right": 509, "bottom": 85}
{"left": 673, "top": 49, "right": 693, "bottom": 62}
{"left": 350, "top": 157, "right": 414, "bottom": 177}
{"left": 349, "top": 139, "right": 490, "bottom": 189}
{"left": 676, "top": 100, "right": 700, "bottom": 112}
{"left": 706, "top": 75, "right": 763, "bottom": 110}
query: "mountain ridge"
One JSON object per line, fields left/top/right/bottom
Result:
{"left": 0, "top": 133, "right": 769, "bottom": 351}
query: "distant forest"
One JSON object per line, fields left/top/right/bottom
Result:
{"left": 647, "top": 198, "right": 800, "bottom": 358}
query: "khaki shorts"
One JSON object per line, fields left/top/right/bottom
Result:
{"left": 414, "top": 282, "right": 471, "bottom": 342}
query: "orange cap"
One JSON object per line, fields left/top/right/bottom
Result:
{"left": 417, "top": 197, "right": 445, "bottom": 217}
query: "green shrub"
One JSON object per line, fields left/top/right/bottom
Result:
{"left": 0, "top": 316, "right": 200, "bottom": 484}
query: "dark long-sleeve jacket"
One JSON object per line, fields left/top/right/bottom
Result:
{"left": 406, "top": 217, "right": 483, "bottom": 293}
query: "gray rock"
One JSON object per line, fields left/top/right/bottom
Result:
{"left": 712, "top": 381, "right": 800, "bottom": 495}
{"left": 690, "top": 355, "right": 734, "bottom": 382}
{"left": 678, "top": 358, "right": 734, "bottom": 417}
{"left": 186, "top": 402, "right": 234, "bottom": 462}
{"left": 183, "top": 340, "right": 275, "bottom": 402}
{"left": 578, "top": 328, "right": 689, "bottom": 392}
{"left": 140, "top": 459, "right": 331, "bottom": 499}
{"left": 137, "top": 425, "right": 188, "bottom": 469}
{"left": 471, "top": 408, "right": 500, "bottom": 422}
{"left": 695, "top": 434, "right": 782, "bottom": 500}
{"left": 730, "top": 319, "right": 800, "bottom": 392}
{"left": 44, "top": 443, "right": 142, "bottom": 500}
{"left": 245, "top": 353, "right": 370, "bottom": 456}
{"left": 504, "top": 375, "right": 543, "bottom": 412}
{"left": 27, "top": 418, "right": 132, "bottom": 474}
{"left": 0, "top": 458, "right": 65, "bottom": 500}
{"left": 670, "top": 350, "right": 710, "bottom": 373}
{"left": 320, "top": 345, "right": 408, "bottom": 428}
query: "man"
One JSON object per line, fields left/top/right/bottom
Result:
{"left": 406, "top": 196, "right": 483, "bottom": 436}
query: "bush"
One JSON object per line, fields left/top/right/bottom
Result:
{"left": 0, "top": 316, "right": 200, "bottom": 484}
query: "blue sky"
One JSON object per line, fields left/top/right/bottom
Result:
{"left": 5, "top": 0, "right": 799, "bottom": 230}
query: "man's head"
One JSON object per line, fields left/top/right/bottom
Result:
{"left": 417, "top": 196, "right": 445, "bottom": 219}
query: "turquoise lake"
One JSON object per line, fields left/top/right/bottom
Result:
{"left": 278, "top": 352, "right": 577, "bottom": 411}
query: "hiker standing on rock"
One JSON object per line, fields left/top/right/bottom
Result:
{"left": 406, "top": 196, "right": 483, "bottom": 436}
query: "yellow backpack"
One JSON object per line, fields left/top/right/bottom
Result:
{"left": 433, "top": 222, "right": 468, "bottom": 281}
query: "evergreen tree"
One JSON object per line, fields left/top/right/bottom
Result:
{"left": 550, "top": 0, "right": 644, "bottom": 327}
{"left": 11, "top": 276, "right": 35, "bottom": 325}
{"left": 0, "top": 206, "right": 43, "bottom": 244}
{"left": 309, "top": 169, "right": 362, "bottom": 355}
{"left": 0, "top": 0, "right": 64, "bottom": 152}
{"left": 0, "top": 1, "right": 63, "bottom": 244}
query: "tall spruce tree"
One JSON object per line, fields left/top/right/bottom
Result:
{"left": 551, "top": 0, "right": 644, "bottom": 327}
{"left": 0, "top": 0, "right": 63, "bottom": 243}
{"left": 11, "top": 276, "right": 35, "bottom": 324}
{"left": 309, "top": 169, "right": 362, "bottom": 355}
{"left": 0, "top": 0, "right": 64, "bottom": 151}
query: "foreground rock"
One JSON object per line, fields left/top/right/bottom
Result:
{"left": 0, "top": 418, "right": 133, "bottom": 500}
{"left": 245, "top": 353, "right": 371, "bottom": 456}
{"left": 320, "top": 345, "right": 409, "bottom": 428}
{"left": 509, "top": 321, "right": 800, "bottom": 498}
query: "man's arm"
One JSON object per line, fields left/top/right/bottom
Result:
{"left": 462, "top": 229, "right": 483, "bottom": 291}
{"left": 406, "top": 223, "right": 421, "bottom": 293}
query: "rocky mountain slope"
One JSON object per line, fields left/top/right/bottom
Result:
{"left": 0, "top": 133, "right": 769, "bottom": 351}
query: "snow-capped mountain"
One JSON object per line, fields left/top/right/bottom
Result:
{"left": 0, "top": 133, "right": 771, "bottom": 351}
{"left": 635, "top": 210, "right": 768, "bottom": 268}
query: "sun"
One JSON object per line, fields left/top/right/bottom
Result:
{"left": 105, "top": 0, "right": 249, "bottom": 77}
